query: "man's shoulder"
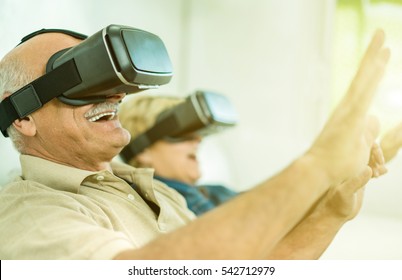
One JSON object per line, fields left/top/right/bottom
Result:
{"left": 0, "top": 177, "right": 63, "bottom": 197}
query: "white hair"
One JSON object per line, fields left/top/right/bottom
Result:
{"left": 0, "top": 55, "right": 36, "bottom": 152}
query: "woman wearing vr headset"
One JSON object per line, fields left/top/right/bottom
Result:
{"left": 118, "top": 92, "right": 402, "bottom": 219}
{"left": 119, "top": 94, "right": 238, "bottom": 216}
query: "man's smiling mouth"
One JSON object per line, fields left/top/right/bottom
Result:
{"left": 87, "top": 111, "right": 117, "bottom": 122}
{"left": 84, "top": 102, "right": 119, "bottom": 122}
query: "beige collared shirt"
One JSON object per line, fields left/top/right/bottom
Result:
{"left": 0, "top": 155, "right": 195, "bottom": 259}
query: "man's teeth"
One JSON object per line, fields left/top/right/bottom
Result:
{"left": 88, "top": 112, "right": 116, "bottom": 122}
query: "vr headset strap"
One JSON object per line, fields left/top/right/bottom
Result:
{"left": 0, "top": 59, "right": 82, "bottom": 137}
{"left": 18, "top": 28, "right": 87, "bottom": 46}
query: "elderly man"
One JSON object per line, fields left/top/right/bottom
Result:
{"left": 0, "top": 26, "right": 389, "bottom": 259}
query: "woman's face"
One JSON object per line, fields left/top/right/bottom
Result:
{"left": 139, "top": 136, "right": 202, "bottom": 185}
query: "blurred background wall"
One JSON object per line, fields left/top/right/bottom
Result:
{"left": 0, "top": 0, "right": 401, "bottom": 259}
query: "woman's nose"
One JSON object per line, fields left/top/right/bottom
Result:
{"left": 192, "top": 135, "right": 202, "bottom": 143}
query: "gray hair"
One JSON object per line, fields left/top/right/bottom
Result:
{"left": 0, "top": 55, "right": 36, "bottom": 152}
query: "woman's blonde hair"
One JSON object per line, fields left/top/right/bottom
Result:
{"left": 119, "top": 94, "right": 185, "bottom": 166}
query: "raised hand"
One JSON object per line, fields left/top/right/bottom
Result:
{"left": 306, "top": 30, "right": 390, "bottom": 185}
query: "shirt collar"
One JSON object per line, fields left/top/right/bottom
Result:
{"left": 19, "top": 154, "right": 148, "bottom": 193}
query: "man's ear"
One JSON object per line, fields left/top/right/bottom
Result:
{"left": 1, "top": 93, "right": 37, "bottom": 136}
{"left": 13, "top": 115, "right": 37, "bottom": 137}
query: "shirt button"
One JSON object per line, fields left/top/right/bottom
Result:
{"left": 95, "top": 175, "right": 104, "bottom": 181}
{"left": 159, "top": 223, "right": 167, "bottom": 232}
{"left": 128, "top": 194, "right": 135, "bottom": 201}
{"left": 144, "top": 192, "right": 149, "bottom": 198}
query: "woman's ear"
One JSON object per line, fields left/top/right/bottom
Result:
{"left": 13, "top": 115, "right": 37, "bottom": 137}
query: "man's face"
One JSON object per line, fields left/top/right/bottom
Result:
{"left": 29, "top": 94, "right": 130, "bottom": 170}
{"left": 13, "top": 33, "right": 131, "bottom": 170}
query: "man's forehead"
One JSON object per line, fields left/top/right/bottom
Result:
{"left": 8, "top": 33, "right": 82, "bottom": 75}
{"left": 21, "top": 33, "right": 82, "bottom": 56}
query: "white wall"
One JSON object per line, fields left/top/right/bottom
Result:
{"left": 1, "top": 0, "right": 402, "bottom": 259}
{"left": 184, "top": 0, "right": 334, "bottom": 190}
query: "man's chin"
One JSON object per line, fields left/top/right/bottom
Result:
{"left": 120, "top": 127, "right": 132, "bottom": 145}
{"left": 112, "top": 128, "right": 131, "bottom": 147}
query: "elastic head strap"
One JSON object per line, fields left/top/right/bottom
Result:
{"left": 18, "top": 28, "right": 87, "bottom": 46}
{"left": 0, "top": 28, "right": 87, "bottom": 137}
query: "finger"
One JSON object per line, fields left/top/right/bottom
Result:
{"left": 355, "top": 47, "right": 390, "bottom": 112}
{"left": 356, "top": 29, "right": 386, "bottom": 75}
{"left": 340, "top": 30, "right": 390, "bottom": 116}
{"left": 370, "top": 162, "right": 388, "bottom": 178}
{"left": 365, "top": 115, "right": 381, "bottom": 147}
{"left": 368, "top": 141, "right": 388, "bottom": 177}
{"left": 370, "top": 142, "right": 385, "bottom": 166}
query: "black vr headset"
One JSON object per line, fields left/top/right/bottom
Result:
{"left": 120, "top": 90, "right": 238, "bottom": 163}
{"left": 0, "top": 24, "right": 173, "bottom": 137}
